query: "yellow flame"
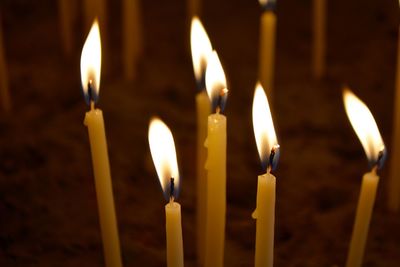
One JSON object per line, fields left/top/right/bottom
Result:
{"left": 205, "top": 51, "right": 227, "bottom": 101}
{"left": 252, "top": 82, "right": 278, "bottom": 163}
{"left": 148, "top": 118, "right": 180, "bottom": 193}
{"left": 80, "top": 20, "right": 101, "bottom": 98}
{"left": 343, "top": 88, "right": 385, "bottom": 162}
{"left": 191, "top": 17, "right": 212, "bottom": 83}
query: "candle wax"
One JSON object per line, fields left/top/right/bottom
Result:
{"left": 166, "top": 201, "right": 184, "bottom": 267}
{"left": 259, "top": 11, "right": 276, "bottom": 99}
{"left": 84, "top": 108, "right": 123, "bottom": 267}
{"left": 253, "top": 172, "right": 276, "bottom": 267}
{"left": 346, "top": 171, "right": 379, "bottom": 267}
{"left": 204, "top": 113, "right": 226, "bottom": 267}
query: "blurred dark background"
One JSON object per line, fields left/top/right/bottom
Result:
{"left": 0, "top": 0, "right": 399, "bottom": 266}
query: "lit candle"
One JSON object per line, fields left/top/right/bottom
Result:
{"left": 388, "top": 20, "right": 400, "bottom": 212}
{"left": 123, "top": 0, "right": 142, "bottom": 81}
{"left": 58, "top": 0, "right": 74, "bottom": 56}
{"left": 204, "top": 51, "right": 228, "bottom": 267}
{"left": 252, "top": 82, "right": 279, "bottom": 267}
{"left": 148, "top": 118, "right": 184, "bottom": 267}
{"left": 312, "top": 0, "right": 326, "bottom": 79}
{"left": 343, "top": 88, "right": 386, "bottom": 267}
{"left": 0, "top": 14, "right": 11, "bottom": 112}
{"left": 190, "top": 16, "right": 212, "bottom": 265}
{"left": 258, "top": 0, "right": 277, "bottom": 99}
{"left": 80, "top": 20, "right": 123, "bottom": 267}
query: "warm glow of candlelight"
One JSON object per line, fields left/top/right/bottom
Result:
{"left": 148, "top": 118, "right": 180, "bottom": 199}
{"left": 80, "top": 19, "right": 101, "bottom": 104}
{"left": 191, "top": 16, "right": 212, "bottom": 84}
{"left": 205, "top": 51, "right": 228, "bottom": 112}
{"left": 343, "top": 88, "right": 386, "bottom": 167}
{"left": 252, "top": 82, "right": 279, "bottom": 170}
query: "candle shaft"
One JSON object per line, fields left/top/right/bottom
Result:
{"left": 259, "top": 11, "right": 276, "bottom": 99}
{"left": 166, "top": 201, "right": 184, "bottom": 267}
{"left": 312, "top": 0, "right": 326, "bottom": 79}
{"left": 0, "top": 15, "right": 10, "bottom": 112}
{"left": 346, "top": 171, "right": 379, "bottom": 267}
{"left": 84, "top": 108, "right": 123, "bottom": 267}
{"left": 204, "top": 113, "right": 226, "bottom": 267}
{"left": 254, "top": 173, "right": 276, "bottom": 267}
{"left": 388, "top": 26, "right": 400, "bottom": 212}
{"left": 123, "top": 0, "right": 142, "bottom": 81}
{"left": 58, "top": 0, "right": 74, "bottom": 56}
{"left": 196, "top": 90, "right": 210, "bottom": 266}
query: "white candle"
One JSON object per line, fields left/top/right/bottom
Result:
{"left": 312, "top": 0, "right": 326, "bottom": 79}
{"left": 190, "top": 17, "right": 212, "bottom": 265}
{"left": 123, "top": 0, "right": 142, "bottom": 81}
{"left": 0, "top": 14, "right": 11, "bottom": 112}
{"left": 258, "top": 0, "right": 277, "bottom": 99}
{"left": 343, "top": 88, "right": 386, "bottom": 267}
{"left": 204, "top": 51, "right": 228, "bottom": 267}
{"left": 148, "top": 118, "right": 184, "bottom": 267}
{"left": 81, "top": 21, "right": 123, "bottom": 267}
{"left": 388, "top": 26, "right": 400, "bottom": 212}
{"left": 252, "top": 83, "right": 279, "bottom": 267}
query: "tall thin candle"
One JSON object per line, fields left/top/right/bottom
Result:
{"left": 204, "top": 51, "right": 228, "bottom": 267}
{"left": 190, "top": 17, "right": 212, "bottom": 265}
{"left": 80, "top": 20, "right": 123, "bottom": 267}
{"left": 343, "top": 88, "right": 386, "bottom": 267}
{"left": 149, "top": 118, "right": 184, "bottom": 267}
{"left": 252, "top": 83, "right": 279, "bottom": 267}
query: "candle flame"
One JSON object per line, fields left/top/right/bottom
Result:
{"left": 80, "top": 19, "right": 101, "bottom": 105}
{"left": 343, "top": 88, "right": 386, "bottom": 169}
{"left": 205, "top": 51, "right": 228, "bottom": 113}
{"left": 252, "top": 82, "right": 279, "bottom": 171}
{"left": 191, "top": 16, "right": 212, "bottom": 90}
{"left": 148, "top": 118, "right": 180, "bottom": 200}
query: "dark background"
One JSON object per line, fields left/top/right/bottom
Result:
{"left": 0, "top": 0, "right": 399, "bottom": 266}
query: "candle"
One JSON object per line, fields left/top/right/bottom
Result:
{"left": 0, "top": 14, "right": 11, "bottom": 112}
{"left": 80, "top": 20, "right": 123, "bottom": 267}
{"left": 190, "top": 16, "right": 212, "bottom": 265}
{"left": 252, "top": 82, "right": 279, "bottom": 267}
{"left": 312, "top": 0, "right": 326, "bottom": 79}
{"left": 343, "top": 88, "right": 386, "bottom": 267}
{"left": 148, "top": 118, "right": 184, "bottom": 267}
{"left": 204, "top": 51, "right": 228, "bottom": 267}
{"left": 258, "top": 0, "right": 277, "bottom": 99}
{"left": 58, "top": 0, "right": 74, "bottom": 56}
{"left": 123, "top": 0, "right": 142, "bottom": 81}
{"left": 388, "top": 25, "right": 400, "bottom": 212}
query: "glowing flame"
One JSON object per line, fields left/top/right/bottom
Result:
{"left": 191, "top": 16, "right": 212, "bottom": 89}
{"left": 205, "top": 51, "right": 228, "bottom": 113}
{"left": 259, "top": 0, "right": 276, "bottom": 9}
{"left": 80, "top": 20, "right": 101, "bottom": 105}
{"left": 343, "top": 88, "right": 386, "bottom": 168}
{"left": 252, "top": 83, "right": 279, "bottom": 171}
{"left": 148, "top": 118, "right": 180, "bottom": 200}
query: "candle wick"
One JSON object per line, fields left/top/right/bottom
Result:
{"left": 169, "top": 177, "right": 175, "bottom": 202}
{"left": 90, "top": 101, "right": 95, "bottom": 110}
{"left": 216, "top": 106, "right": 221, "bottom": 114}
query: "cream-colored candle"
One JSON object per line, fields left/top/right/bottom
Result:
{"left": 343, "top": 88, "right": 386, "bottom": 267}
{"left": 0, "top": 14, "right": 11, "bottom": 112}
{"left": 58, "top": 0, "right": 74, "bottom": 56}
{"left": 312, "top": 0, "right": 326, "bottom": 79}
{"left": 149, "top": 118, "right": 184, "bottom": 267}
{"left": 81, "top": 21, "right": 123, "bottom": 267}
{"left": 388, "top": 26, "right": 400, "bottom": 212}
{"left": 123, "top": 0, "right": 142, "bottom": 81}
{"left": 190, "top": 17, "right": 212, "bottom": 265}
{"left": 252, "top": 83, "right": 279, "bottom": 267}
{"left": 204, "top": 51, "right": 228, "bottom": 267}
{"left": 258, "top": 0, "right": 276, "bottom": 98}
